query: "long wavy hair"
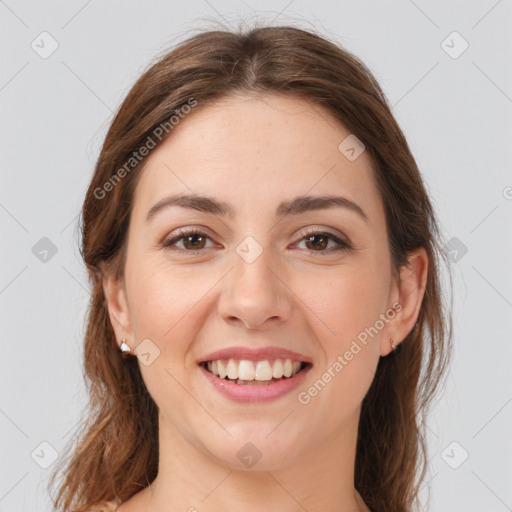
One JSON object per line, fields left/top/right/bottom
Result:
{"left": 49, "top": 23, "right": 452, "bottom": 512}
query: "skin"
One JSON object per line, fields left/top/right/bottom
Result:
{"left": 103, "top": 92, "right": 427, "bottom": 512}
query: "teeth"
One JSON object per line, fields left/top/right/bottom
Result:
{"left": 272, "top": 359, "right": 283, "bottom": 378}
{"left": 255, "top": 360, "right": 273, "bottom": 381}
{"left": 226, "top": 359, "right": 238, "bottom": 379}
{"left": 283, "top": 359, "right": 292, "bottom": 377}
{"left": 235, "top": 378, "right": 271, "bottom": 386}
{"left": 217, "top": 360, "right": 227, "bottom": 379}
{"left": 238, "top": 360, "right": 255, "bottom": 380}
{"left": 204, "top": 358, "right": 304, "bottom": 381}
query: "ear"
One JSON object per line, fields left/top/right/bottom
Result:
{"left": 102, "top": 270, "right": 133, "bottom": 350}
{"left": 380, "top": 247, "right": 428, "bottom": 356}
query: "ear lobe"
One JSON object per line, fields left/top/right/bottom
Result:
{"left": 381, "top": 247, "right": 428, "bottom": 356}
{"left": 102, "top": 272, "right": 133, "bottom": 349}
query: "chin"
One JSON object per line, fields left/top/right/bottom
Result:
{"left": 204, "top": 431, "right": 303, "bottom": 472}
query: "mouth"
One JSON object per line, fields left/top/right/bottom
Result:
{"left": 199, "top": 358, "right": 312, "bottom": 386}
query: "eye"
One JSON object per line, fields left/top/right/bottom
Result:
{"left": 162, "top": 227, "right": 352, "bottom": 255}
{"left": 162, "top": 228, "right": 215, "bottom": 253}
{"left": 293, "top": 228, "right": 352, "bottom": 255}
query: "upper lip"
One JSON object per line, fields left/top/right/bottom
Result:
{"left": 198, "top": 346, "right": 313, "bottom": 364}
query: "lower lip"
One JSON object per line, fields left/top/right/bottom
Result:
{"left": 198, "top": 363, "right": 312, "bottom": 403}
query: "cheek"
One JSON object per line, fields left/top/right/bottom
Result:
{"left": 298, "top": 260, "right": 390, "bottom": 345}
{"left": 125, "top": 258, "right": 209, "bottom": 406}
{"left": 293, "top": 259, "right": 389, "bottom": 410}
{"left": 126, "top": 255, "right": 217, "bottom": 357}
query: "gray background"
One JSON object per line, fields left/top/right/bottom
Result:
{"left": 1, "top": 0, "right": 511, "bottom": 511}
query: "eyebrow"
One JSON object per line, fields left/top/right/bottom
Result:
{"left": 146, "top": 193, "right": 368, "bottom": 223}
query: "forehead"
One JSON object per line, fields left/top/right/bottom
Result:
{"left": 131, "top": 93, "right": 383, "bottom": 222}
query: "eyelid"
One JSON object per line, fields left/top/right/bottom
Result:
{"left": 162, "top": 225, "right": 353, "bottom": 254}
{"left": 297, "top": 226, "right": 352, "bottom": 245}
{"left": 162, "top": 226, "right": 216, "bottom": 252}
{"left": 293, "top": 227, "right": 353, "bottom": 254}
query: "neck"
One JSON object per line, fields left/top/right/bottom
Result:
{"left": 135, "top": 411, "right": 369, "bottom": 512}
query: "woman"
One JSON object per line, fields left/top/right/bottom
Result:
{"left": 49, "top": 24, "right": 452, "bottom": 512}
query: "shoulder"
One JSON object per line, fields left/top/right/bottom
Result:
{"left": 86, "top": 499, "right": 121, "bottom": 511}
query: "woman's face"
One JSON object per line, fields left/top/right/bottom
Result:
{"left": 104, "top": 92, "right": 425, "bottom": 470}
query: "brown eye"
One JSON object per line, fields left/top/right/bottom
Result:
{"left": 304, "top": 234, "right": 329, "bottom": 251}
{"left": 295, "top": 229, "right": 351, "bottom": 255}
{"left": 162, "top": 229, "right": 214, "bottom": 252}
{"left": 182, "top": 233, "right": 207, "bottom": 250}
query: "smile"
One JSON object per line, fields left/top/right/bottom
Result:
{"left": 201, "top": 358, "right": 309, "bottom": 385}
{"left": 198, "top": 360, "right": 312, "bottom": 403}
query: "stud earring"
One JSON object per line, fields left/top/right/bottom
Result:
{"left": 119, "top": 338, "right": 132, "bottom": 354}
{"left": 390, "top": 338, "right": 397, "bottom": 352}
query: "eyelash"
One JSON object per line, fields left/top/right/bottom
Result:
{"left": 162, "top": 227, "right": 352, "bottom": 256}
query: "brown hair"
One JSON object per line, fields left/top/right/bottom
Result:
{"left": 49, "top": 23, "right": 452, "bottom": 512}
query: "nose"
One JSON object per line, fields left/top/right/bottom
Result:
{"left": 217, "top": 244, "right": 293, "bottom": 330}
